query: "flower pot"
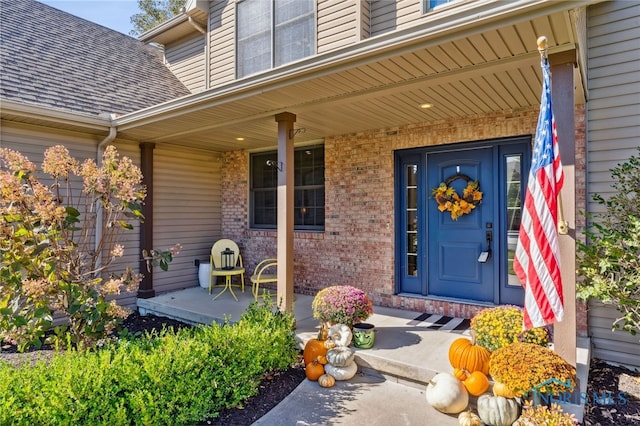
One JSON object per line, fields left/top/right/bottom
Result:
{"left": 198, "top": 262, "right": 210, "bottom": 289}
{"left": 353, "top": 323, "right": 375, "bottom": 349}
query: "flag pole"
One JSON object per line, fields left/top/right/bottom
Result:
{"left": 537, "top": 36, "right": 569, "bottom": 235}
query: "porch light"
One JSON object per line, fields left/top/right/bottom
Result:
{"left": 420, "top": 103, "right": 433, "bottom": 109}
{"left": 221, "top": 248, "right": 235, "bottom": 270}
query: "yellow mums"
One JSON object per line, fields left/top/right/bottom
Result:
{"left": 470, "top": 306, "right": 550, "bottom": 352}
{"left": 489, "top": 342, "right": 577, "bottom": 397}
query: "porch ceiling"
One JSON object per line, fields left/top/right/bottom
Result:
{"left": 114, "top": 5, "right": 585, "bottom": 152}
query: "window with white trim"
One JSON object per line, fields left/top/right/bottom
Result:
{"left": 426, "top": 0, "right": 461, "bottom": 11}
{"left": 237, "top": 0, "right": 315, "bottom": 78}
{"left": 250, "top": 145, "right": 325, "bottom": 230}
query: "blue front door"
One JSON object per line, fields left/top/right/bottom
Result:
{"left": 395, "top": 138, "right": 530, "bottom": 305}
{"left": 426, "top": 148, "right": 495, "bottom": 302}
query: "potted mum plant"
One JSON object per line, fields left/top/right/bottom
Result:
{"left": 470, "top": 306, "right": 550, "bottom": 352}
{"left": 489, "top": 342, "right": 577, "bottom": 399}
{"left": 312, "top": 285, "right": 373, "bottom": 329}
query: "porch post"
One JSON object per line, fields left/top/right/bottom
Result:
{"left": 550, "top": 50, "right": 577, "bottom": 366}
{"left": 138, "top": 142, "right": 155, "bottom": 299}
{"left": 275, "top": 112, "right": 296, "bottom": 313}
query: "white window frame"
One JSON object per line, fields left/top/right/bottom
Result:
{"left": 236, "top": 0, "right": 316, "bottom": 78}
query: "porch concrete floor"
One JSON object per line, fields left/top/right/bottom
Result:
{"left": 137, "top": 286, "right": 590, "bottom": 424}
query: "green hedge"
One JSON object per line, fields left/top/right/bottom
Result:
{"left": 0, "top": 300, "right": 299, "bottom": 425}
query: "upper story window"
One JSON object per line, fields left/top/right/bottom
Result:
{"left": 237, "top": 0, "right": 315, "bottom": 78}
{"left": 250, "top": 145, "right": 325, "bottom": 231}
{"left": 426, "top": 0, "right": 461, "bottom": 10}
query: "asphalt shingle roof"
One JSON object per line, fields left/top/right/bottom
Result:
{"left": 0, "top": 0, "right": 191, "bottom": 117}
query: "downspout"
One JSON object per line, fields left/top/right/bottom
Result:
{"left": 187, "top": 16, "right": 206, "bottom": 34}
{"left": 187, "top": 16, "right": 209, "bottom": 90}
{"left": 95, "top": 114, "right": 117, "bottom": 270}
{"left": 205, "top": 17, "right": 210, "bottom": 89}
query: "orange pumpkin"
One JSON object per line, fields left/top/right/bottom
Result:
{"left": 316, "top": 355, "right": 328, "bottom": 365}
{"left": 492, "top": 381, "right": 517, "bottom": 398}
{"left": 463, "top": 371, "right": 490, "bottom": 396}
{"left": 305, "top": 359, "right": 325, "bottom": 381}
{"left": 303, "top": 338, "right": 328, "bottom": 366}
{"left": 448, "top": 337, "right": 490, "bottom": 375}
{"left": 453, "top": 367, "right": 468, "bottom": 381}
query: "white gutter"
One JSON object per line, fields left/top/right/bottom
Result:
{"left": 94, "top": 114, "right": 117, "bottom": 270}
{"left": 138, "top": 13, "right": 189, "bottom": 43}
{"left": 1, "top": 99, "right": 111, "bottom": 131}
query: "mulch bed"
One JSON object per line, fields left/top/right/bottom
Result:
{"left": 2, "top": 313, "right": 639, "bottom": 425}
{"left": 583, "top": 358, "right": 640, "bottom": 426}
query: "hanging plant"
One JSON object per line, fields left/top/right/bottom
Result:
{"left": 432, "top": 174, "right": 482, "bottom": 220}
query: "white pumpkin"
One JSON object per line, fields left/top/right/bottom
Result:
{"left": 326, "top": 346, "right": 356, "bottom": 367}
{"left": 476, "top": 395, "right": 520, "bottom": 426}
{"left": 458, "top": 411, "right": 482, "bottom": 426}
{"left": 328, "top": 323, "right": 353, "bottom": 347}
{"left": 324, "top": 361, "right": 358, "bottom": 380}
{"left": 425, "top": 372, "right": 469, "bottom": 414}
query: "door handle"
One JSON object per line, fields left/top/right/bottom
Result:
{"left": 478, "top": 231, "right": 492, "bottom": 263}
{"left": 485, "top": 231, "right": 492, "bottom": 258}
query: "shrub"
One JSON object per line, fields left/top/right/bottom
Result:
{"left": 0, "top": 299, "right": 298, "bottom": 425}
{"left": 0, "top": 145, "right": 177, "bottom": 350}
{"left": 577, "top": 148, "right": 640, "bottom": 335}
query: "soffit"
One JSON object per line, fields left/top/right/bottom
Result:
{"left": 115, "top": 7, "right": 585, "bottom": 152}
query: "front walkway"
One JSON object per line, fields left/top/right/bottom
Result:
{"left": 137, "top": 286, "right": 590, "bottom": 422}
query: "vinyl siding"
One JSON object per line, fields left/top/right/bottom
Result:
{"left": 586, "top": 0, "right": 640, "bottom": 368}
{"left": 360, "top": 0, "right": 371, "bottom": 40}
{"left": 164, "top": 34, "right": 206, "bottom": 93}
{"left": 151, "top": 145, "right": 223, "bottom": 294}
{"left": 208, "top": 0, "right": 236, "bottom": 88}
{"left": 370, "top": 0, "right": 423, "bottom": 36}
{"left": 588, "top": 302, "right": 640, "bottom": 367}
{"left": 317, "top": 0, "right": 359, "bottom": 53}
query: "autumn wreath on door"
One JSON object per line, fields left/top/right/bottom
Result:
{"left": 432, "top": 174, "right": 483, "bottom": 220}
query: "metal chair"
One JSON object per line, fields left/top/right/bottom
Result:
{"left": 250, "top": 258, "right": 278, "bottom": 300}
{"left": 209, "top": 239, "right": 245, "bottom": 301}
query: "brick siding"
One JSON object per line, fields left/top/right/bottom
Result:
{"left": 221, "top": 106, "right": 588, "bottom": 334}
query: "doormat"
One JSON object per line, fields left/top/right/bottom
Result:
{"left": 408, "top": 313, "right": 471, "bottom": 334}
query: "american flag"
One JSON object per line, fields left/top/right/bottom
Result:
{"left": 513, "top": 57, "right": 565, "bottom": 330}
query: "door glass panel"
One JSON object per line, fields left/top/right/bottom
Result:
{"left": 406, "top": 165, "right": 418, "bottom": 276}
{"left": 505, "top": 155, "right": 522, "bottom": 286}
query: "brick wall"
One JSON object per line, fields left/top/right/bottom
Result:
{"left": 221, "top": 106, "right": 588, "bottom": 333}
{"left": 574, "top": 105, "right": 588, "bottom": 336}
